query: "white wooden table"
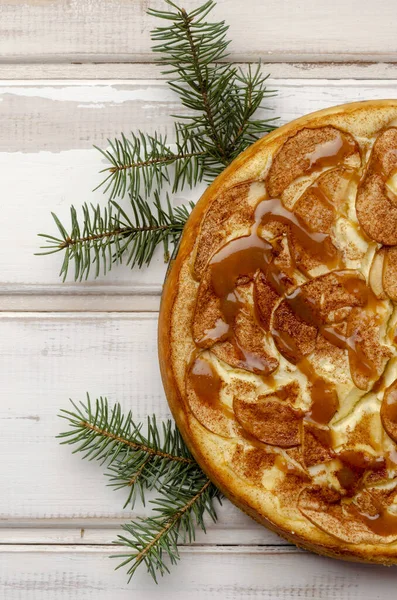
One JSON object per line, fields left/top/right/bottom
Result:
{"left": 1, "top": 1, "right": 397, "bottom": 597}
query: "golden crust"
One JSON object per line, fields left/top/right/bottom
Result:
{"left": 159, "top": 100, "right": 397, "bottom": 564}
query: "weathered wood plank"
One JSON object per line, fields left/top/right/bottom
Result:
{"left": 1, "top": 0, "right": 397, "bottom": 63}
{"left": 0, "top": 293, "right": 161, "bottom": 313}
{"left": 0, "top": 312, "right": 164, "bottom": 517}
{"left": 0, "top": 522, "right": 284, "bottom": 546}
{"left": 0, "top": 544, "right": 394, "bottom": 599}
{"left": 3, "top": 0, "right": 397, "bottom": 590}
{"left": 2, "top": 63, "right": 397, "bottom": 80}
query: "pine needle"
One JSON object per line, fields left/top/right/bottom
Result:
{"left": 39, "top": 0, "right": 277, "bottom": 280}
{"left": 95, "top": 1, "right": 277, "bottom": 200}
{"left": 95, "top": 127, "right": 205, "bottom": 200}
{"left": 58, "top": 395, "right": 222, "bottom": 582}
{"left": 58, "top": 395, "right": 196, "bottom": 508}
{"left": 37, "top": 194, "right": 193, "bottom": 281}
{"left": 114, "top": 478, "right": 220, "bottom": 583}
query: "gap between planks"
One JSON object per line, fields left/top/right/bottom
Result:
{"left": 0, "top": 294, "right": 161, "bottom": 312}
{"left": 3, "top": 53, "right": 397, "bottom": 64}
{"left": 5, "top": 76, "right": 397, "bottom": 87}
{"left": 1, "top": 62, "right": 397, "bottom": 80}
{"left": 0, "top": 521, "right": 291, "bottom": 547}
{"left": 0, "top": 311, "right": 157, "bottom": 320}
{"left": 0, "top": 544, "right": 298, "bottom": 555}
{"left": 0, "top": 530, "right": 282, "bottom": 547}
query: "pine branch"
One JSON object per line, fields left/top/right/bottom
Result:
{"left": 95, "top": 0, "right": 276, "bottom": 203}
{"left": 39, "top": 1, "right": 278, "bottom": 281}
{"left": 37, "top": 194, "right": 193, "bottom": 281}
{"left": 58, "top": 396, "right": 222, "bottom": 582}
{"left": 226, "top": 64, "right": 277, "bottom": 157}
{"left": 114, "top": 477, "right": 220, "bottom": 583}
{"left": 95, "top": 127, "right": 206, "bottom": 201}
{"left": 150, "top": 1, "right": 232, "bottom": 161}
{"left": 58, "top": 395, "right": 196, "bottom": 508}
{"left": 149, "top": 0, "right": 277, "bottom": 172}
{"left": 46, "top": 0, "right": 280, "bottom": 585}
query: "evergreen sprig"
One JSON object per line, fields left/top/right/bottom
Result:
{"left": 95, "top": 126, "right": 205, "bottom": 201}
{"left": 97, "top": 0, "right": 276, "bottom": 196}
{"left": 115, "top": 477, "right": 219, "bottom": 582}
{"left": 58, "top": 395, "right": 196, "bottom": 507}
{"left": 59, "top": 396, "right": 221, "bottom": 583}
{"left": 37, "top": 194, "right": 193, "bottom": 281}
{"left": 39, "top": 0, "right": 276, "bottom": 281}
{"left": 149, "top": 1, "right": 276, "bottom": 174}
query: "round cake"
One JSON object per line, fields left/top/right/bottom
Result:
{"left": 158, "top": 100, "right": 397, "bottom": 563}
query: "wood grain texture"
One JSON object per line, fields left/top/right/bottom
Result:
{"left": 3, "top": 79, "right": 397, "bottom": 310}
{"left": 2, "top": 0, "right": 397, "bottom": 63}
{"left": 0, "top": 523, "right": 284, "bottom": 546}
{"left": 2, "top": 63, "right": 397, "bottom": 81}
{"left": 0, "top": 545, "right": 395, "bottom": 599}
{"left": 0, "top": 313, "right": 164, "bottom": 517}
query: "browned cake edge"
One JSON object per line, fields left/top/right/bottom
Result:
{"left": 158, "top": 99, "right": 397, "bottom": 565}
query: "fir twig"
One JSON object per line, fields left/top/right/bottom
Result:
{"left": 58, "top": 395, "right": 196, "bottom": 507}
{"left": 95, "top": 0, "right": 276, "bottom": 201}
{"left": 149, "top": 0, "right": 277, "bottom": 173}
{"left": 95, "top": 127, "right": 205, "bottom": 201}
{"left": 39, "top": 1, "right": 277, "bottom": 281}
{"left": 37, "top": 194, "right": 193, "bottom": 281}
{"left": 58, "top": 395, "right": 222, "bottom": 582}
{"left": 115, "top": 477, "right": 220, "bottom": 583}
{"left": 47, "top": 0, "right": 279, "bottom": 585}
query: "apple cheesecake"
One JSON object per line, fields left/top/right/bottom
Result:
{"left": 159, "top": 100, "right": 397, "bottom": 563}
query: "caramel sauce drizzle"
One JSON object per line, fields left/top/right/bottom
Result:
{"left": 196, "top": 173, "right": 379, "bottom": 428}
{"left": 190, "top": 132, "right": 397, "bottom": 537}
{"left": 282, "top": 272, "right": 380, "bottom": 385}
{"left": 190, "top": 355, "right": 222, "bottom": 409}
{"left": 197, "top": 184, "right": 381, "bottom": 426}
{"left": 188, "top": 354, "right": 235, "bottom": 422}
{"left": 361, "top": 510, "right": 397, "bottom": 536}
{"left": 204, "top": 195, "right": 339, "bottom": 323}
{"left": 383, "top": 381, "right": 397, "bottom": 424}
{"left": 336, "top": 466, "right": 359, "bottom": 492}
{"left": 197, "top": 191, "right": 344, "bottom": 374}
{"left": 353, "top": 498, "right": 397, "bottom": 536}
{"left": 201, "top": 189, "right": 350, "bottom": 427}
{"left": 299, "top": 359, "right": 339, "bottom": 426}
{"left": 304, "top": 133, "right": 357, "bottom": 173}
